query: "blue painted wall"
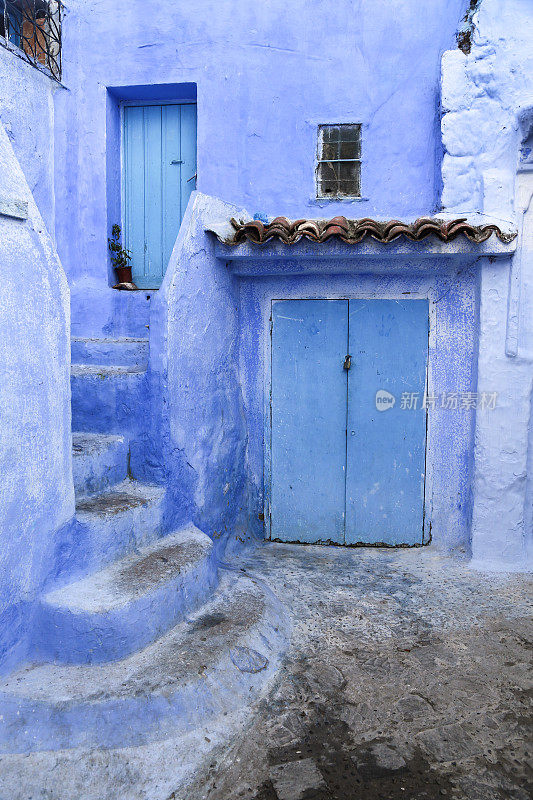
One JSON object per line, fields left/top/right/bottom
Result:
{"left": 150, "top": 193, "right": 249, "bottom": 552}
{"left": 48, "top": 0, "right": 472, "bottom": 551}
{"left": 54, "top": 0, "right": 466, "bottom": 334}
{"left": 49, "top": 0, "right": 473, "bottom": 556}
{"left": 0, "top": 47, "right": 57, "bottom": 234}
{"left": 0, "top": 124, "right": 73, "bottom": 675}
{"left": 0, "top": 0, "right": 488, "bottom": 666}
{"left": 0, "top": 0, "right": 528, "bottom": 688}
{"left": 0, "top": 44, "right": 77, "bottom": 676}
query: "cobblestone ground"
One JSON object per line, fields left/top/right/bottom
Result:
{"left": 186, "top": 543, "right": 532, "bottom": 800}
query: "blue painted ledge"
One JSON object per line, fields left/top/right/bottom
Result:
{"left": 212, "top": 234, "right": 516, "bottom": 275}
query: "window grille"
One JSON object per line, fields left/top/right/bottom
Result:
{"left": 0, "top": 0, "right": 62, "bottom": 81}
{"left": 316, "top": 124, "right": 362, "bottom": 198}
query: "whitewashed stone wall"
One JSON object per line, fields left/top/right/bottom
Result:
{"left": 441, "top": 0, "right": 533, "bottom": 570}
{"left": 441, "top": 0, "right": 533, "bottom": 225}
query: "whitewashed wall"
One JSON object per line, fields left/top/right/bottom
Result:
{"left": 0, "top": 124, "right": 73, "bottom": 672}
{"left": 441, "top": 0, "right": 533, "bottom": 570}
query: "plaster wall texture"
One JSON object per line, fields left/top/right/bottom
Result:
{"left": 440, "top": 0, "right": 533, "bottom": 223}
{"left": 0, "top": 124, "right": 73, "bottom": 675}
{"left": 441, "top": 0, "right": 533, "bottom": 569}
{"left": 149, "top": 193, "right": 250, "bottom": 550}
{"left": 54, "top": 0, "right": 465, "bottom": 335}
{"left": 0, "top": 47, "right": 56, "bottom": 234}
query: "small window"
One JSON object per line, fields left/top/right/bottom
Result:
{"left": 316, "top": 124, "right": 362, "bottom": 199}
{"left": 0, "top": 1, "right": 62, "bottom": 81}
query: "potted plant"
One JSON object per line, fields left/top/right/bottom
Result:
{"left": 108, "top": 224, "right": 137, "bottom": 290}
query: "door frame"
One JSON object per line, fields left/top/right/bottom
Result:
{"left": 264, "top": 294, "right": 436, "bottom": 546}
{"left": 119, "top": 99, "right": 197, "bottom": 287}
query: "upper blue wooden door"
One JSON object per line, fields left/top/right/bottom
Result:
{"left": 270, "top": 299, "right": 428, "bottom": 546}
{"left": 345, "top": 300, "right": 429, "bottom": 545}
{"left": 123, "top": 103, "right": 197, "bottom": 289}
{"left": 271, "top": 300, "right": 348, "bottom": 544}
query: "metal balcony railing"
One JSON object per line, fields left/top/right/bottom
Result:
{"left": 0, "top": 0, "right": 62, "bottom": 81}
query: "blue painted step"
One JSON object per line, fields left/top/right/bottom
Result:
{"left": 71, "top": 364, "right": 146, "bottom": 434}
{"left": 71, "top": 337, "right": 149, "bottom": 369}
{"left": 72, "top": 432, "right": 128, "bottom": 497}
{"left": 0, "top": 572, "right": 290, "bottom": 753}
{"left": 64, "top": 479, "right": 166, "bottom": 579}
{"left": 35, "top": 525, "right": 217, "bottom": 664}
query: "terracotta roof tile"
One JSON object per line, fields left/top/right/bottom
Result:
{"left": 216, "top": 216, "right": 516, "bottom": 245}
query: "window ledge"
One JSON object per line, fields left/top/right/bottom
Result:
{"left": 310, "top": 196, "right": 370, "bottom": 205}
{"left": 0, "top": 35, "right": 64, "bottom": 86}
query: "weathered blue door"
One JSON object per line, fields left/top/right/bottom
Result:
{"left": 123, "top": 103, "right": 197, "bottom": 289}
{"left": 345, "top": 300, "right": 429, "bottom": 545}
{"left": 271, "top": 300, "right": 348, "bottom": 544}
{"left": 270, "top": 299, "right": 428, "bottom": 546}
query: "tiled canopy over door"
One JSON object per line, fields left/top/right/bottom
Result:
{"left": 270, "top": 299, "right": 429, "bottom": 546}
{"left": 123, "top": 103, "right": 197, "bottom": 289}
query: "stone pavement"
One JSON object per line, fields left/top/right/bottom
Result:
{"left": 187, "top": 543, "right": 532, "bottom": 800}
{"left": 0, "top": 542, "right": 530, "bottom": 800}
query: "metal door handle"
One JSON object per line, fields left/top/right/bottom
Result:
{"left": 170, "top": 160, "right": 183, "bottom": 165}
{"left": 343, "top": 354, "right": 352, "bottom": 370}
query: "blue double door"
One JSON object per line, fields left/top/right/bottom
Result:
{"left": 271, "top": 299, "right": 429, "bottom": 546}
{"left": 123, "top": 103, "right": 197, "bottom": 289}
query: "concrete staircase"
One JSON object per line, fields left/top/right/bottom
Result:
{"left": 72, "top": 432, "right": 129, "bottom": 496}
{"left": 0, "top": 571, "right": 287, "bottom": 753}
{"left": 0, "top": 336, "right": 289, "bottom": 755}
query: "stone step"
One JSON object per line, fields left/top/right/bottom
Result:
{"left": 34, "top": 525, "right": 217, "bottom": 665}
{"left": 72, "top": 432, "right": 128, "bottom": 497}
{"left": 0, "top": 572, "right": 289, "bottom": 754}
{"left": 71, "top": 364, "right": 146, "bottom": 435}
{"left": 71, "top": 337, "right": 149, "bottom": 369}
{"left": 60, "top": 479, "right": 166, "bottom": 580}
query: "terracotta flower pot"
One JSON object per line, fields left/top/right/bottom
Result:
{"left": 115, "top": 266, "right": 133, "bottom": 283}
